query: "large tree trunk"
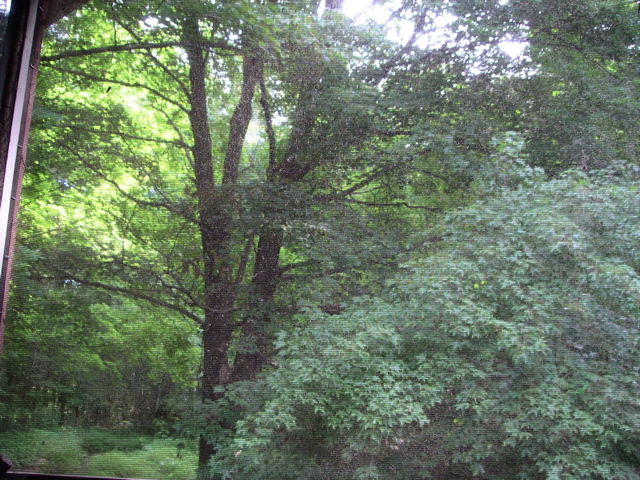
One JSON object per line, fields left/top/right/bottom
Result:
{"left": 182, "top": 15, "right": 262, "bottom": 472}
{"left": 185, "top": 2, "right": 340, "bottom": 472}
{"left": 182, "top": 18, "right": 233, "bottom": 473}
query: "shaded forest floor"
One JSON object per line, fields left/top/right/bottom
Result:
{"left": 0, "top": 428, "right": 197, "bottom": 479}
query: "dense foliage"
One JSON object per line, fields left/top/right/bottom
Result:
{"left": 1, "top": 0, "right": 640, "bottom": 478}
{"left": 217, "top": 161, "right": 640, "bottom": 479}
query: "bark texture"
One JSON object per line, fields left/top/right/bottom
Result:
{"left": 183, "top": 21, "right": 263, "bottom": 471}
{"left": 185, "top": 2, "right": 342, "bottom": 473}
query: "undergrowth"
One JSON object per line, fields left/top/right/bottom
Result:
{"left": 0, "top": 428, "right": 197, "bottom": 479}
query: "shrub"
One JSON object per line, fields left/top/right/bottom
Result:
{"left": 213, "top": 165, "right": 640, "bottom": 480}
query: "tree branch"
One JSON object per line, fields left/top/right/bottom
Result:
{"left": 150, "top": 104, "right": 194, "bottom": 167}
{"left": 531, "top": 28, "right": 616, "bottom": 77}
{"left": 116, "top": 22, "right": 192, "bottom": 101}
{"left": 57, "top": 141, "right": 200, "bottom": 225}
{"left": 223, "top": 54, "right": 263, "bottom": 185}
{"left": 339, "top": 166, "right": 388, "bottom": 197}
{"left": 260, "top": 77, "right": 277, "bottom": 178}
{"left": 345, "top": 198, "right": 442, "bottom": 210}
{"left": 235, "top": 235, "right": 255, "bottom": 285}
{"left": 277, "top": 259, "right": 321, "bottom": 274}
{"left": 112, "top": 257, "right": 205, "bottom": 312}
{"left": 44, "top": 65, "right": 191, "bottom": 113}
{"left": 69, "top": 124, "right": 190, "bottom": 151}
{"left": 60, "top": 274, "right": 203, "bottom": 324}
{"left": 95, "top": 214, "right": 206, "bottom": 313}
{"left": 372, "top": 9, "right": 428, "bottom": 83}
{"left": 40, "top": 40, "right": 238, "bottom": 63}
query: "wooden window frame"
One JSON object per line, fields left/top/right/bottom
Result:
{"left": 0, "top": 0, "right": 89, "bottom": 354}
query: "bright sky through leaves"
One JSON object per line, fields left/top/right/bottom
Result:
{"left": 341, "top": 0, "right": 527, "bottom": 58}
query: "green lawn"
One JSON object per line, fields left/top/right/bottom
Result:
{"left": 0, "top": 428, "right": 197, "bottom": 480}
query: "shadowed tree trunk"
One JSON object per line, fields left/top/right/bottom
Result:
{"left": 183, "top": 13, "right": 263, "bottom": 469}
{"left": 230, "top": 0, "right": 343, "bottom": 384}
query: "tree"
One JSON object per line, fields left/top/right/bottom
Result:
{"left": 5, "top": 0, "right": 640, "bottom": 478}
{"left": 1, "top": 172, "right": 200, "bottom": 430}
{"left": 444, "top": 0, "right": 640, "bottom": 173}
{"left": 23, "top": 0, "right": 451, "bottom": 473}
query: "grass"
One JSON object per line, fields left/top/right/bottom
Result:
{"left": 0, "top": 429, "right": 85, "bottom": 473}
{"left": 0, "top": 428, "right": 197, "bottom": 479}
{"left": 84, "top": 439, "right": 198, "bottom": 479}
{"left": 80, "top": 428, "right": 146, "bottom": 454}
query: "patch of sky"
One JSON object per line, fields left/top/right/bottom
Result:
{"left": 337, "top": 0, "right": 528, "bottom": 60}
